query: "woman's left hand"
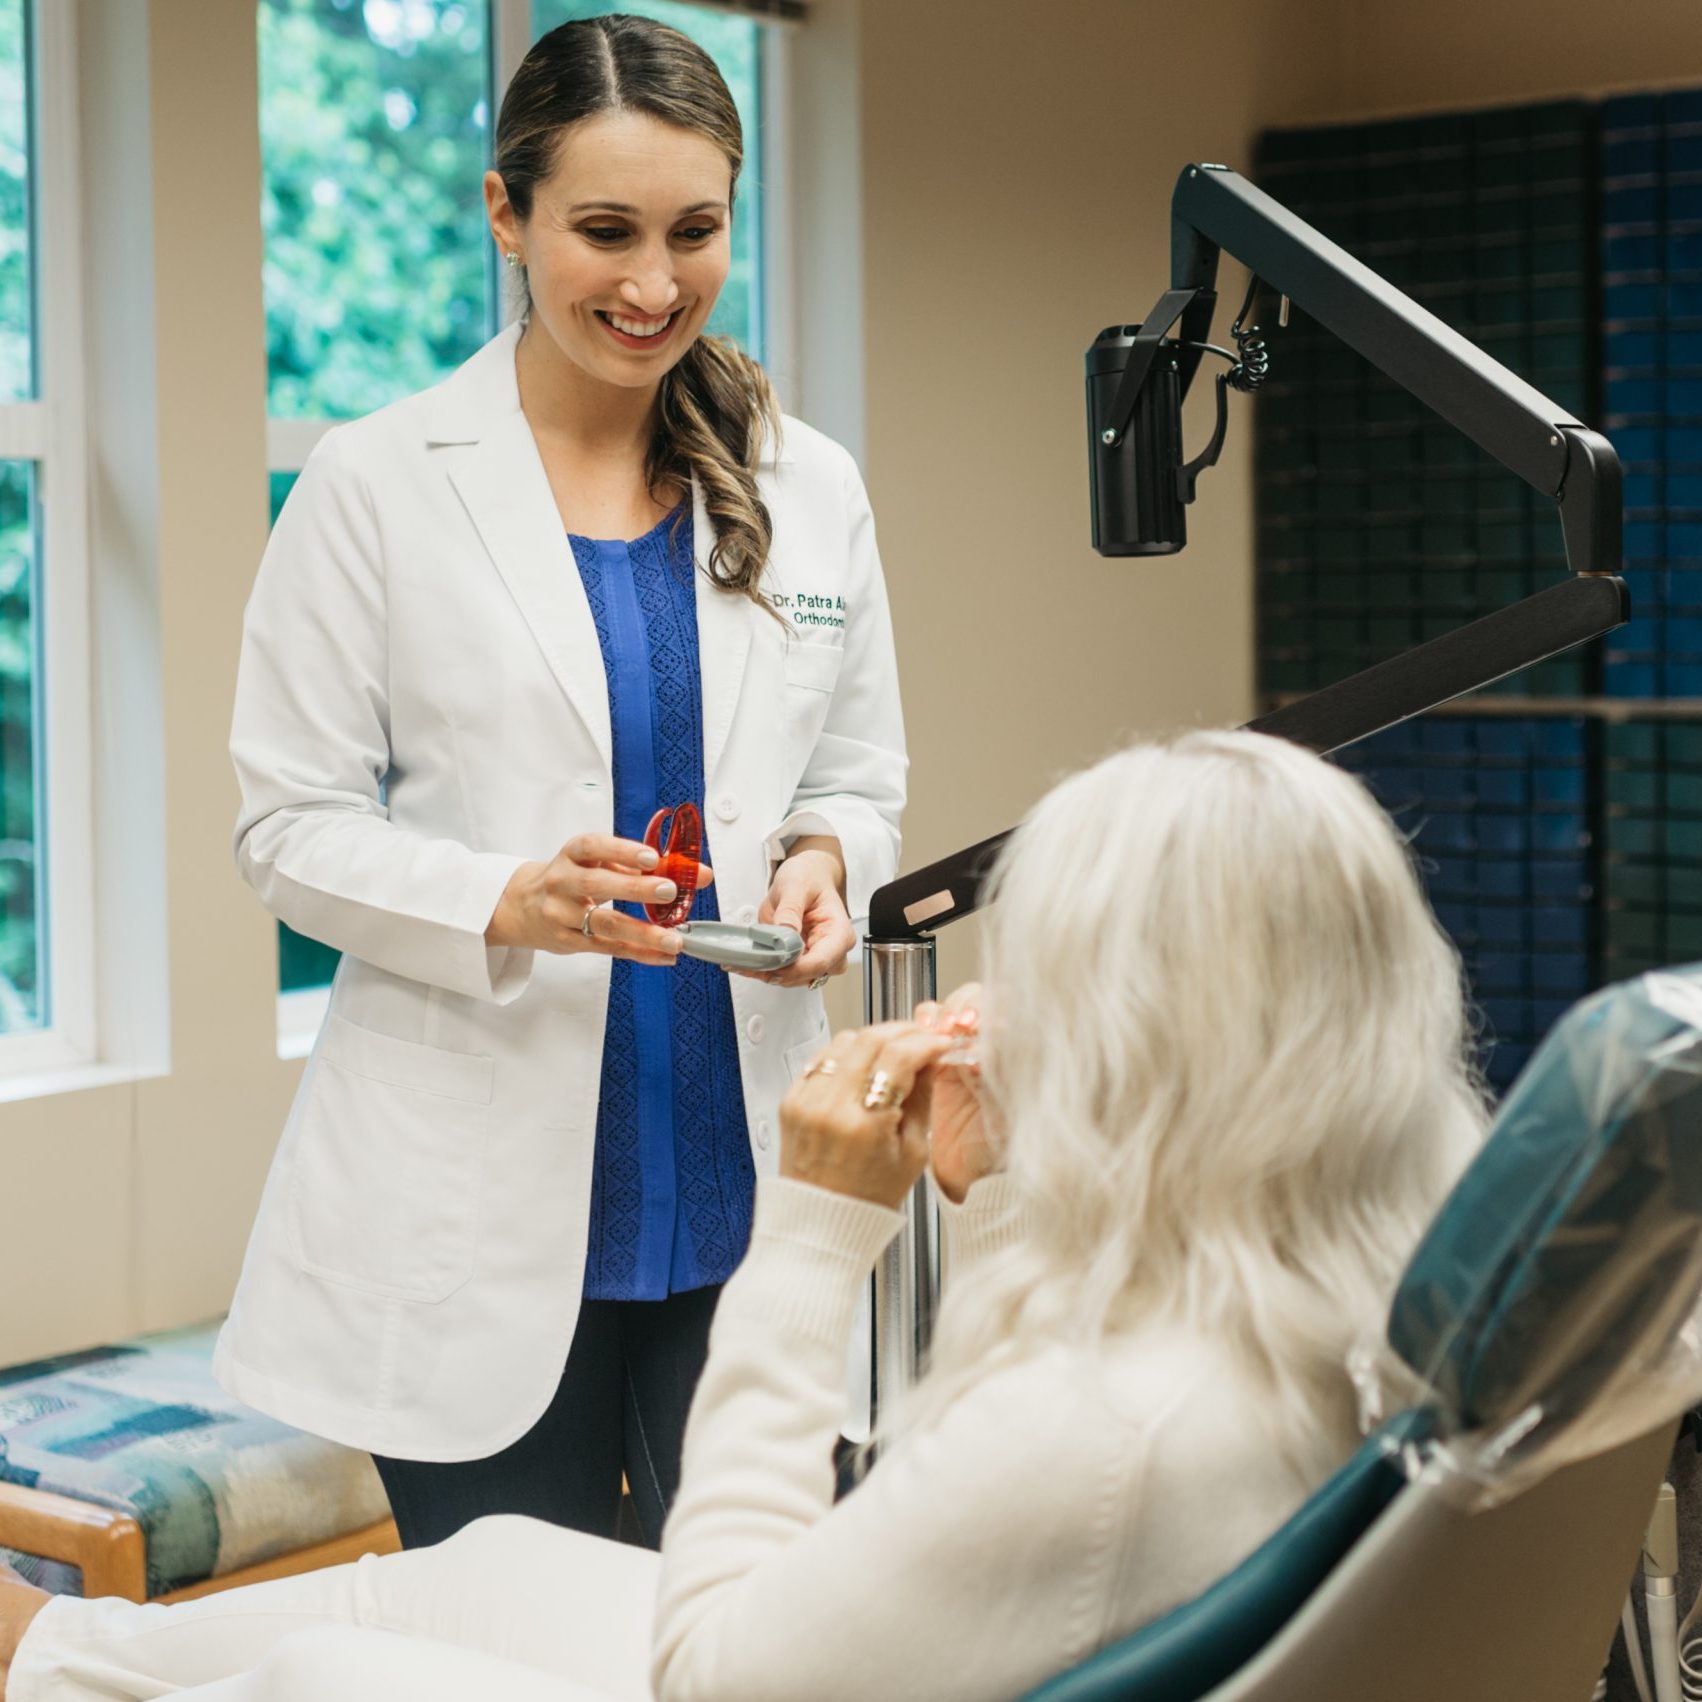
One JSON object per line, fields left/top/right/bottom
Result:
{"left": 745, "top": 835, "right": 856, "bottom": 988}
{"left": 780, "top": 1022, "right": 958, "bottom": 1209}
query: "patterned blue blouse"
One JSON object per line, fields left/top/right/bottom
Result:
{"left": 568, "top": 510, "right": 756, "bottom": 1300}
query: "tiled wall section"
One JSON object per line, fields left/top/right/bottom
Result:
{"left": 1335, "top": 717, "right": 1593, "bottom": 1091}
{"left": 1255, "top": 103, "right": 1596, "bottom": 701}
{"left": 1602, "top": 719, "right": 1702, "bottom": 981}
{"left": 1602, "top": 91, "right": 1702, "bottom": 695}
{"left": 1254, "top": 99, "right": 1702, "bottom": 1091}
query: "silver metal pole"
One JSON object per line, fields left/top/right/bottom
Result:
{"left": 863, "top": 936, "right": 939, "bottom": 1430}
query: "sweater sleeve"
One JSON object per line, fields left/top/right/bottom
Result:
{"left": 935, "top": 1172, "right": 1028, "bottom": 1283}
{"left": 650, "top": 1177, "right": 1114, "bottom": 1702}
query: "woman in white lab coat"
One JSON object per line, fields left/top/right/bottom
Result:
{"left": 213, "top": 14, "right": 905, "bottom": 1550}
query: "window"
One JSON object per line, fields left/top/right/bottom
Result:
{"left": 0, "top": 0, "right": 94, "bottom": 1068}
{"left": 257, "top": 0, "right": 789, "bottom": 1045}
{"left": 259, "top": 0, "right": 493, "bottom": 426}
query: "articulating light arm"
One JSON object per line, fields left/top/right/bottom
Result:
{"left": 868, "top": 163, "right": 1627, "bottom": 944}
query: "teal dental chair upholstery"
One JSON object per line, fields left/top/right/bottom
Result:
{"left": 1025, "top": 965, "right": 1702, "bottom": 1702}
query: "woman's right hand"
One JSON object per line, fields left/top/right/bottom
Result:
{"left": 484, "top": 834, "right": 710, "bottom": 967}
{"left": 916, "top": 985, "right": 999, "bottom": 1204}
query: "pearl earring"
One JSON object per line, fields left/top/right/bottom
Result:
{"left": 505, "top": 251, "right": 522, "bottom": 270}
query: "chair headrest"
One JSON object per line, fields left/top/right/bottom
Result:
{"left": 1386, "top": 965, "right": 1702, "bottom": 1452}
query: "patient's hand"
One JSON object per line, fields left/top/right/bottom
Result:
{"left": 779, "top": 1022, "right": 956, "bottom": 1209}
{"left": 917, "top": 986, "right": 1000, "bottom": 1205}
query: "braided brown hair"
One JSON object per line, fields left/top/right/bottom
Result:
{"left": 496, "top": 14, "right": 781, "bottom": 601}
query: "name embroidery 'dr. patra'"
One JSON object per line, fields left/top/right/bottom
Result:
{"left": 771, "top": 590, "right": 846, "bottom": 633}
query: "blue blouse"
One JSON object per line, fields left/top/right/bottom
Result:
{"left": 568, "top": 510, "right": 756, "bottom": 1300}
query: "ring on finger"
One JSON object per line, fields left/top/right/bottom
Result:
{"left": 580, "top": 902, "right": 602, "bottom": 938}
{"left": 809, "top": 975, "right": 829, "bottom": 991}
{"left": 862, "top": 1069, "right": 904, "bottom": 1113}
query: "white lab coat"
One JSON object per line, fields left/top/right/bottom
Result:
{"left": 214, "top": 324, "right": 907, "bottom": 1461}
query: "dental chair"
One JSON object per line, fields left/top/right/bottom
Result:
{"left": 1026, "top": 963, "right": 1702, "bottom": 1702}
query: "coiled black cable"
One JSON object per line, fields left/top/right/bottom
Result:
{"left": 1180, "top": 275, "right": 1274, "bottom": 392}
{"left": 1225, "top": 273, "right": 1271, "bottom": 393}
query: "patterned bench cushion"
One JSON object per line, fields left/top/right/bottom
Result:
{"left": 0, "top": 1319, "right": 390, "bottom": 1597}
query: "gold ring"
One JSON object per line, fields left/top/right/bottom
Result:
{"left": 580, "top": 903, "right": 599, "bottom": 938}
{"left": 804, "top": 1057, "right": 839, "bottom": 1079}
{"left": 862, "top": 1070, "right": 903, "bottom": 1112}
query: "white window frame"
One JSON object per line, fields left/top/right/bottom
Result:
{"left": 0, "top": 0, "right": 95, "bottom": 1080}
{"left": 269, "top": 0, "right": 800, "bottom": 1058}
{"left": 756, "top": 17, "right": 797, "bottom": 407}
{"left": 491, "top": 0, "right": 530, "bottom": 132}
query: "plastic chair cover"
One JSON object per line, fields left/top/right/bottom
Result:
{"left": 1352, "top": 963, "right": 1702, "bottom": 1507}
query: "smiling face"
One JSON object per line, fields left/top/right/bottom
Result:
{"left": 486, "top": 108, "right": 733, "bottom": 393}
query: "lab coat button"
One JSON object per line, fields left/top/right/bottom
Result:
{"left": 715, "top": 793, "right": 740, "bottom": 822}
{"left": 737, "top": 905, "right": 757, "bottom": 926}
{"left": 756, "top": 1119, "right": 772, "bottom": 1151}
{"left": 747, "top": 1014, "right": 766, "bottom": 1044}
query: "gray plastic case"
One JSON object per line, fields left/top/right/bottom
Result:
{"left": 675, "top": 921, "right": 804, "bottom": 972}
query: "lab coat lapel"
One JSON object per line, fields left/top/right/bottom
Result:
{"left": 447, "top": 411, "right": 613, "bottom": 775}
{"left": 694, "top": 472, "right": 752, "bottom": 791}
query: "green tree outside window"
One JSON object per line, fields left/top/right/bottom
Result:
{"left": 0, "top": 0, "right": 41, "bottom": 1030}
{"left": 0, "top": 459, "right": 39, "bottom": 1027}
{"left": 0, "top": 0, "right": 30, "bottom": 403}
{"left": 260, "top": 0, "right": 493, "bottom": 421}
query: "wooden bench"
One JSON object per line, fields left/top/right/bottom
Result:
{"left": 0, "top": 1321, "right": 398, "bottom": 1601}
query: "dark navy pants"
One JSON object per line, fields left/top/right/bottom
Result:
{"left": 372, "top": 1284, "right": 721, "bottom": 1551}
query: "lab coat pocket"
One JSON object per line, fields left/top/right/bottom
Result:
{"left": 782, "top": 642, "right": 844, "bottom": 770}
{"left": 784, "top": 1023, "right": 833, "bottom": 1081}
{"left": 783, "top": 640, "right": 845, "bottom": 694}
{"left": 288, "top": 1015, "right": 494, "bottom": 1303}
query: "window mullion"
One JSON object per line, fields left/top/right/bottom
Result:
{"left": 0, "top": 401, "right": 46, "bottom": 457}
{"left": 488, "top": 0, "right": 529, "bottom": 335}
{"left": 266, "top": 415, "right": 340, "bottom": 474}
{"left": 491, "top": 0, "right": 530, "bottom": 101}
{"left": 757, "top": 20, "right": 794, "bottom": 404}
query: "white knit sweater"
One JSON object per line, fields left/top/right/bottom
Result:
{"left": 649, "top": 1175, "right": 1347, "bottom": 1702}
{"left": 7, "top": 1176, "right": 1352, "bottom": 1702}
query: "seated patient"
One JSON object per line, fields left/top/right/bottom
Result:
{"left": 0, "top": 730, "right": 1488, "bottom": 1702}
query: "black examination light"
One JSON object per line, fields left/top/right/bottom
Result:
{"left": 1086, "top": 271, "right": 1275, "bottom": 556}
{"left": 1085, "top": 323, "right": 1186, "bottom": 554}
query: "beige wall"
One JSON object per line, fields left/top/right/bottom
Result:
{"left": 1317, "top": 0, "right": 1702, "bottom": 119}
{"left": 854, "top": 0, "right": 1702, "bottom": 1003}
{"left": 8, "top": 0, "right": 1702, "bottom": 1366}
{"left": 854, "top": 0, "right": 1339, "bottom": 995}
